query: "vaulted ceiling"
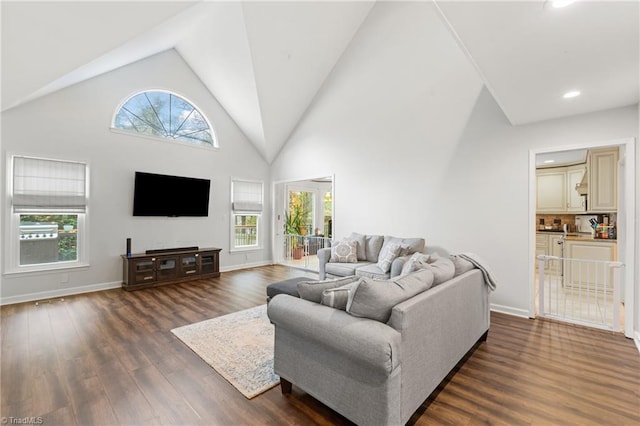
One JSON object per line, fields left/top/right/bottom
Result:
{"left": 2, "top": 1, "right": 638, "bottom": 163}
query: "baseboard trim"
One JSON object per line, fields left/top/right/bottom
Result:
{"left": 1, "top": 281, "right": 122, "bottom": 306}
{"left": 490, "top": 303, "right": 530, "bottom": 318}
{"left": 634, "top": 331, "right": 640, "bottom": 354}
{"left": 220, "top": 260, "right": 273, "bottom": 272}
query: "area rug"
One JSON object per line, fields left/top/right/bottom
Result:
{"left": 170, "top": 304, "right": 279, "bottom": 399}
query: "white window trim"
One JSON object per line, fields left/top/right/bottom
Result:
{"left": 230, "top": 178, "right": 263, "bottom": 252}
{"left": 4, "top": 154, "right": 90, "bottom": 275}
{"left": 110, "top": 89, "right": 219, "bottom": 149}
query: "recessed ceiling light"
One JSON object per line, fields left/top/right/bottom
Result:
{"left": 544, "top": 160, "right": 556, "bottom": 164}
{"left": 563, "top": 90, "right": 581, "bottom": 99}
{"left": 552, "top": 0, "right": 576, "bottom": 8}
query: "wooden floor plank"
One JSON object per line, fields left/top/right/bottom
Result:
{"left": 1, "top": 265, "right": 638, "bottom": 425}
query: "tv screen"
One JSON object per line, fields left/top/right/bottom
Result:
{"left": 133, "top": 172, "right": 211, "bottom": 217}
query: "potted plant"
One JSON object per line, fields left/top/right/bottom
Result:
{"left": 285, "top": 208, "right": 304, "bottom": 259}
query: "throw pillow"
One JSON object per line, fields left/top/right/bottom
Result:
{"left": 376, "top": 243, "right": 401, "bottom": 273}
{"left": 449, "top": 254, "right": 475, "bottom": 277}
{"left": 330, "top": 240, "right": 358, "bottom": 263}
{"left": 400, "top": 252, "right": 430, "bottom": 276}
{"left": 297, "top": 276, "right": 361, "bottom": 303}
{"left": 364, "top": 235, "right": 384, "bottom": 262}
{"left": 320, "top": 280, "right": 361, "bottom": 310}
{"left": 348, "top": 232, "right": 367, "bottom": 261}
{"left": 383, "top": 236, "right": 425, "bottom": 257}
{"left": 414, "top": 253, "right": 455, "bottom": 285}
{"left": 347, "top": 269, "right": 435, "bottom": 323}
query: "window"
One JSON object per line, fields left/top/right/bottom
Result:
{"left": 112, "top": 90, "right": 216, "bottom": 148}
{"left": 231, "top": 179, "right": 263, "bottom": 250}
{"left": 8, "top": 156, "right": 88, "bottom": 271}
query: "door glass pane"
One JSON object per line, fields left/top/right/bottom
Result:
{"left": 287, "top": 191, "right": 314, "bottom": 236}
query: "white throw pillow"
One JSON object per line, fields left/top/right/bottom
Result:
{"left": 376, "top": 243, "right": 401, "bottom": 273}
{"left": 330, "top": 240, "right": 358, "bottom": 263}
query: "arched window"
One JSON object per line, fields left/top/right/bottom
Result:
{"left": 113, "top": 91, "right": 216, "bottom": 147}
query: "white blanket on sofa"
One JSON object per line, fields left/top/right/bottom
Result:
{"left": 458, "top": 253, "right": 497, "bottom": 291}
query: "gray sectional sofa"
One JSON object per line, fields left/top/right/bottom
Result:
{"left": 267, "top": 259, "right": 492, "bottom": 426}
{"left": 318, "top": 233, "right": 425, "bottom": 280}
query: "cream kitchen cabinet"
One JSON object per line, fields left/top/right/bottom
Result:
{"left": 536, "top": 166, "right": 585, "bottom": 213}
{"left": 588, "top": 148, "right": 618, "bottom": 212}
{"left": 536, "top": 232, "right": 563, "bottom": 273}
{"left": 564, "top": 240, "right": 617, "bottom": 292}
{"left": 536, "top": 169, "right": 566, "bottom": 212}
{"left": 567, "top": 164, "right": 587, "bottom": 212}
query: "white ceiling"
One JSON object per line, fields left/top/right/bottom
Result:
{"left": 2, "top": 1, "right": 638, "bottom": 163}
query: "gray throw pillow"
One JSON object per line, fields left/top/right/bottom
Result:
{"left": 348, "top": 232, "right": 367, "bottom": 261}
{"left": 414, "top": 253, "right": 455, "bottom": 285}
{"left": 297, "top": 276, "right": 360, "bottom": 303}
{"left": 383, "top": 236, "right": 425, "bottom": 257}
{"left": 330, "top": 240, "right": 358, "bottom": 263}
{"left": 320, "top": 280, "right": 361, "bottom": 310}
{"left": 347, "top": 269, "right": 435, "bottom": 323}
{"left": 449, "top": 254, "right": 475, "bottom": 277}
{"left": 401, "top": 252, "right": 430, "bottom": 276}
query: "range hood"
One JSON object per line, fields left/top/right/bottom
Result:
{"left": 575, "top": 167, "right": 588, "bottom": 195}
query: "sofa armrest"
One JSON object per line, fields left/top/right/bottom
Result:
{"left": 387, "top": 269, "right": 489, "bottom": 418}
{"left": 268, "top": 295, "right": 401, "bottom": 374}
{"left": 317, "top": 247, "right": 331, "bottom": 279}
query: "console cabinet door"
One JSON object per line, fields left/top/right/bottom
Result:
{"left": 156, "top": 256, "right": 178, "bottom": 282}
{"left": 132, "top": 258, "right": 156, "bottom": 284}
{"left": 199, "top": 251, "right": 219, "bottom": 275}
{"left": 180, "top": 253, "right": 199, "bottom": 277}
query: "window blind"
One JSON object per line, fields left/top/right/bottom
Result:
{"left": 12, "top": 156, "right": 87, "bottom": 213}
{"left": 232, "top": 180, "right": 262, "bottom": 213}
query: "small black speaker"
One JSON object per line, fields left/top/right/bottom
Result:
{"left": 126, "top": 238, "right": 132, "bottom": 258}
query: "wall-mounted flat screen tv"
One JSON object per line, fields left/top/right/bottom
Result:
{"left": 133, "top": 171, "right": 211, "bottom": 217}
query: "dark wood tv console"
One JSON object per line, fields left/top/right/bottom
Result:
{"left": 121, "top": 247, "right": 221, "bottom": 291}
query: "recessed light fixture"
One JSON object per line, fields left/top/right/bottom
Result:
{"left": 552, "top": 0, "right": 576, "bottom": 8}
{"left": 544, "top": 160, "right": 556, "bottom": 164}
{"left": 563, "top": 90, "right": 581, "bottom": 99}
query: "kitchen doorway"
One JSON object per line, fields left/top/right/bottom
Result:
{"left": 529, "top": 138, "right": 635, "bottom": 338}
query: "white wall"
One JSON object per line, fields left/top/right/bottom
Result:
{"left": 1, "top": 49, "right": 271, "bottom": 302}
{"left": 270, "top": 1, "right": 639, "bottom": 317}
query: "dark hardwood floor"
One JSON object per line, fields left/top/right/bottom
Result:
{"left": 2, "top": 265, "right": 639, "bottom": 425}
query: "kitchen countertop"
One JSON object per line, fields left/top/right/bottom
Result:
{"left": 536, "top": 230, "right": 616, "bottom": 242}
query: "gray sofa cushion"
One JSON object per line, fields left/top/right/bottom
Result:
{"left": 348, "top": 232, "right": 367, "bottom": 261}
{"left": 450, "top": 254, "right": 475, "bottom": 277}
{"left": 347, "top": 269, "right": 435, "bottom": 322}
{"left": 364, "top": 235, "right": 384, "bottom": 262}
{"left": 326, "top": 261, "right": 371, "bottom": 277}
{"left": 414, "top": 253, "right": 456, "bottom": 285}
{"left": 297, "top": 276, "right": 361, "bottom": 303}
{"left": 355, "top": 263, "right": 390, "bottom": 279}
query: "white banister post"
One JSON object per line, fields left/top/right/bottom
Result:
{"left": 609, "top": 261, "right": 623, "bottom": 332}
{"left": 537, "top": 255, "right": 546, "bottom": 317}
